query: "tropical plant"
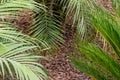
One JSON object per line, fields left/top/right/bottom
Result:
{"left": 0, "top": 26, "right": 48, "bottom": 80}
{"left": 0, "top": 0, "right": 49, "bottom": 79}
{"left": 0, "top": 42, "right": 47, "bottom": 80}
{"left": 1, "top": 0, "right": 120, "bottom": 80}
{"left": 0, "top": 0, "right": 64, "bottom": 51}
{"left": 71, "top": 0, "right": 120, "bottom": 80}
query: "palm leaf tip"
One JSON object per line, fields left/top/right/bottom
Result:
{"left": 0, "top": 43, "right": 48, "bottom": 80}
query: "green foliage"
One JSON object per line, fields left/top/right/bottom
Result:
{"left": 2, "top": 0, "right": 120, "bottom": 80}
{"left": 72, "top": 57, "right": 108, "bottom": 80}
{"left": 0, "top": 0, "right": 48, "bottom": 80}
{"left": 65, "top": 0, "right": 95, "bottom": 39}
{"left": 0, "top": 0, "right": 44, "bottom": 15}
{"left": 80, "top": 44, "right": 120, "bottom": 79}
{"left": 0, "top": 0, "right": 64, "bottom": 50}
{"left": 89, "top": 6, "right": 120, "bottom": 57}
{"left": 72, "top": 44, "right": 120, "bottom": 80}
{"left": 0, "top": 43, "right": 47, "bottom": 80}
{"left": 0, "top": 26, "right": 48, "bottom": 80}
{"left": 71, "top": 1, "right": 120, "bottom": 80}
{"left": 29, "top": 11, "right": 64, "bottom": 49}
{"left": 112, "top": 0, "right": 120, "bottom": 17}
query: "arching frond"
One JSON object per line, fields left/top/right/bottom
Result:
{"left": 0, "top": 43, "right": 47, "bottom": 80}
{"left": 72, "top": 43, "right": 120, "bottom": 80}
{"left": 89, "top": 6, "right": 120, "bottom": 57}
{"left": 0, "top": 22, "right": 47, "bottom": 49}
{"left": 72, "top": 1, "right": 120, "bottom": 80}
{"left": 0, "top": 23, "right": 48, "bottom": 80}
{"left": 0, "top": 0, "right": 64, "bottom": 50}
{"left": 29, "top": 10, "right": 64, "bottom": 49}
{"left": 0, "top": 0, "right": 45, "bottom": 18}
{"left": 66, "top": 0, "right": 95, "bottom": 39}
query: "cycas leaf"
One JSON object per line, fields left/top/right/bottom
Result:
{"left": 0, "top": 26, "right": 48, "bottom": 80}
{"left": 0, "top": 22, "right": 48, "bottom": 51}
{"left": 89, "top": 7, "right": 120, "bottom": 57}
{"left": 0, "top": 42, "right": 47, "bottom": 80}
{"left": 71, "top": 57, "right": 108, "bottom": 80}
{"left": 0, "top": 0, "right": 63, "bottom": 50}
{"left": 29, "top": 10, "right": 64, "bottom": 49}
{"left": 0, "top": 0, "right": 48, "bottom": 80}
{"left": 79, "top": 44, "right": 120, "bottom": 80}
{"left": 0, "top": 25, "right": 33, "bottom": 44}
{"left": 0, "top": 0, "right": 45, "bottom": 19}
{"left": 72, "top": 1, "right": 120, "bottom": 80}
{"left": 66, "top": 0, "right": 95, "bottom": 39}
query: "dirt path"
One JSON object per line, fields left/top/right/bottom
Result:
{"left": 41, "top": 17, "right": 92, "bottom": 80}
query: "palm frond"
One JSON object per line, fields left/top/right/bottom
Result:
{"left": 79, "top": 44, "right": 120, "bottom": 79}
{"left": 71, "top": 57, "right": 108, "bottom": 80}
{"left": 72, "top": 43, "right": 120, "bottom": 80}
{"left": 0, "top": 43, "right": 47, "bottom": 80}
{"left": 0, "top": 0, "right": 64, "bottom": 50}
{"left": 0, "top": 0, "right": 49, "bottom": 50}
{"left": 0, "top": 22, "right": 48, "bottom": 80}
{"left": 66, "top": 0, "right": 95, "bottom": 39}
{"left": 56, "top": 0, "right": 68, "bottom": 11}
{"left": 0, "top": 27, "right": 29, "bottom": 43}
{"left": 0, "top": 0, "right": 45, "bottom": 19}
{"left": 72, "top": 2, "right": 120, "bottom": 80}
{"left": 29, "top": 10, "right": 64, "bottom": 49}
{"left": 89, "top": 6, "right": 120, "bottom": 57}
{"left": 112, "top": 0, "right": 120, "bottom": 17}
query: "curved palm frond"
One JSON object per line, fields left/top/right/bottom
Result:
{"left": 0, "top": 0, "right": 49, "bottom": 49}
{"left": 89, "top": 6, "right": 120, "bottom": 57}
{"left": 72, "top": 43, "right": 120, "bottom": 80}
{"left": 0, "top": 0, "right": 45, "bottom": 19}
{"left": 0, "top": 42, "right": 47, "bottom": 80}
{"left": 65, "top": 0, "right": 95, "bottom": 39}
{"left": 0, "top": 22, "right": 48, "bottom": 50}
{"left": 0, "top": 0, "right": 64, "bottom": 50}
{"left": 0, "top": 23, "right": 48, "bottom": 79}
{"left": 72, "top": 1, "right": 120, "bottom": 80}
{"left": 29, "top": 8, "right": 64, "bottom": 50}
{"left": 0, "top": 15, "right": 48, "bottom": 80}
{"left": 0, "top": 26, "right": 29, "bottom": 43}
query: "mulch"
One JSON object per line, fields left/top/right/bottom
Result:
{"left": 41, "top": 51, "right": 91, "bottom": 80}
